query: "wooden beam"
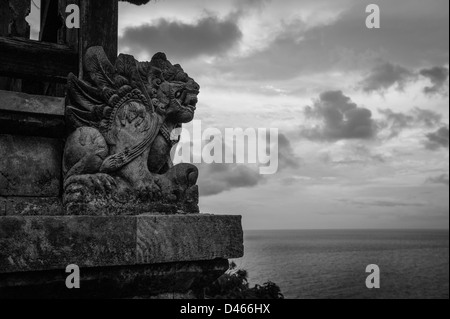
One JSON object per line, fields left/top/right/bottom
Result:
{"left": 0, "top": 0, "right": 31, "bottom": 93}
{"left": 0, "top": 37, "right": 78, "bottom": 83}
{"left": 40, "top": 0, "right": 62, "bottom": 43}
{"left": 80, "top": 0, "right": 119, "bottom": 66}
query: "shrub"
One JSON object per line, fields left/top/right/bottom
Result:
{"left": 205, "top": 262, "right": 284, "bottom": 299}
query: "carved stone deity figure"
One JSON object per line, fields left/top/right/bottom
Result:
{"left": 63, "top": 47, "right": 200, "bottom": 215}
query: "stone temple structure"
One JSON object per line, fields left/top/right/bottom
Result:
{"left": 0, "top": 0, "right": 243, "bottom": 298}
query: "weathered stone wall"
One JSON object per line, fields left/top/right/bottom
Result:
{"left": 0, "top": 90, "right": 65, "bottom": 216}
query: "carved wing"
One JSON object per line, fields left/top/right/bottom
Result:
{"left": 66, "top": 73, "right": 111, "bottom": 130}
{"left": 84, "top": 46, "right": 117, "bottom": 90}
{"left": 66, "top": 47, "right": 146, "bottom": 135}
{"left": 116, "top": 53, "right": 153, "bottom": 112}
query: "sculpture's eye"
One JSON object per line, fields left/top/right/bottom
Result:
{"left": 175, "top": 90, "right": 183, "bottom": 99}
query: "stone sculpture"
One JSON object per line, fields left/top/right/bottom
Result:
{"left": 63, "top": 47, "right": 200, "bottom": 215}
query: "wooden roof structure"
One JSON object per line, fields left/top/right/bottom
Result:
{"left": 0, "top": 0, "right": 151, "bottom": 96}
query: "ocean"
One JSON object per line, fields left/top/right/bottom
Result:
{"left": 234, "top": 229, "right": 449, "bottom": 299}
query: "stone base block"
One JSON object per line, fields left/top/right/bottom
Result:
{"left": 0, "top": 214, "right": 243, "bottom": 273}
{"left": 0, "top": 214, "right": 243, "bottom": 298}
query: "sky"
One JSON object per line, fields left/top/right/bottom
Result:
{"left": 30, "top": 0, "right": 450, "bottom": 230}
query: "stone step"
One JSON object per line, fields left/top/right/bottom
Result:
{"left": 0, "top": 89, "right": 65, "bottom": 138}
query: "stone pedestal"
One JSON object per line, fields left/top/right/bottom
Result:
{"left": 0, "top": 214, "right": 244, "bottom": 299}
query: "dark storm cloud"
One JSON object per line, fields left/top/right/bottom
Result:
{"left": 420, "top": 66, "right": 449, "bottom": 94}
{"left": 427, "top": 174, "right": 450, "bottom": 186}
{"left": 216, "top": 1, "right": 449, "bottom": 81}
{"left": 378, "top": 108, "right": 443, "bottom": 138}
{"left": 425, "top": 127, "right": 450, "bottom": 150}
{"left": 197, "top": 163, "right": 263, "bottom": 197}
{"left": 301, "top": 91, "right": 377, "bottom": 141}
{"left": 360, "top": 62, "right": 415, "bottom": 93}
{"left": 119, "top": 15, "right": 242, "bottom": 60}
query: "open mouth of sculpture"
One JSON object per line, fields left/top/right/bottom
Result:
{"left": 175, "top": 89, "right": 199, "bottom": 113}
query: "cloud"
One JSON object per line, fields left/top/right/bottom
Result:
{"left": 427, "top": 174, "right": 450, "bottom": 186}
{"left": 420, "top": 66, "right": 449, "bottom": 94}
{"left": 378, "top": 109, "right": 415, "bottom": 138}
{"left": 378, "top": 107, "right": 443, "bottom": 138}
{"left": 276, "top": 134, "right": 302, "bottom": 171}
{"left": 119, "top": 15, "right": 242, "bottom": 60}
{"left": 338, "top": 198, "right": 427, "bottom": 208}
{"left": 210, "top": 0, "right": 449, "bottom": 81}
{"left": 235, "top": 0, "right": 271, "bottom": 11}
{"left": 197, "top": 163, "right": 263, "bottom": 196}
{"left": 360, "top": 64, "right": 448, "bottom": 95}
{"left": 413, "top": 108, "right": 444, "bottom": 127}
{"left": 321, "top": 144, "right": 386, "bottom": 166}
{"left": 378, "top": 110, "right": 449, "bottom": 149}
{"left": 195, "top": 132, "right": 301, "bottom": 196}
{"left": 302, "top": 91, "right": 377, "bottom": 141}
{"left": 360, "top": 62, "right": 415, "bottom": 93}
{"left": 425, "top": 126, "right": 450, "bottom": 150}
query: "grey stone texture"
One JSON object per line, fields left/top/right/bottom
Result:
{"left": 0, "top": 214, "right": 244, "bottom": 273}
{"left": 137, "top": 214, "right": 244, "bottom": 264}
{"left": 4, "top": 197, "right": 63, "bottom": 216}
{"left": 0, "top": 134, "right": 62, "bottom": 197}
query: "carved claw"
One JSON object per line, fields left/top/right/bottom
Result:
{"left": 164, "top": 163, "right": 199, "bottom": 189}
{"left": 151, "top": 164, "right": 199, "bottom": 205}
{"left": 63, "top": 173, "right": 117, "bottom": 207}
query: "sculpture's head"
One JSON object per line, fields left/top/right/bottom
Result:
{"left": 139, "top": 53, "right": 200, "bottom": 124}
